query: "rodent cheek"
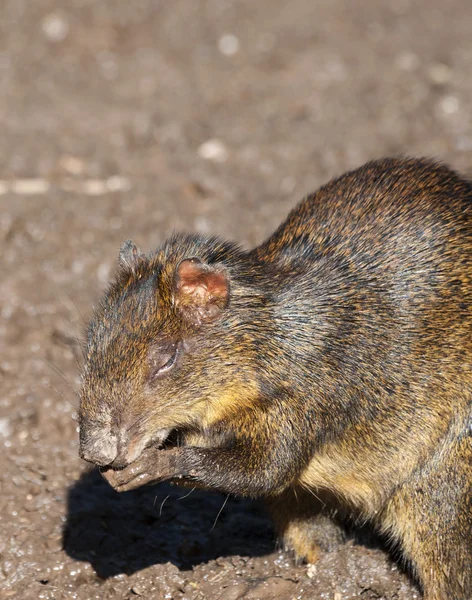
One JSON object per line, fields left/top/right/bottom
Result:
{"left": 121, "top": 435, "right": 149, "bottom": 465}
{"left": 118, "top": 427, "right": 171, "bottom": 465}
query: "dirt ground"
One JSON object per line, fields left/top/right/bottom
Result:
{"left": 0, "top": 1, "right": 471, "bottom": 598}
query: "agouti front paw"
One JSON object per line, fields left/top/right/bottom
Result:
{"left": 101, "top": 447, "right": 179, "bottom": 492}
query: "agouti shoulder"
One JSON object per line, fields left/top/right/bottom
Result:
{"left": 79, "top": 157, "right": 471, "bottom": 600}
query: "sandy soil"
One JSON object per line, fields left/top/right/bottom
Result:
{"left": 0, "top": 1, "right": 471, "bottom": 598}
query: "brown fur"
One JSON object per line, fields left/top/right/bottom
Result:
{"left": 80, "top": 158, "right": 471, "bottom": 599}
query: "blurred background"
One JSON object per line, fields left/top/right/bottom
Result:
{"left": 0, "top": 1, "right": 470, "bottom": 598}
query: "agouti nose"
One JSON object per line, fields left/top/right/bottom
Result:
{"left": 79, "top": 436, "right": 118, "bottom": 467}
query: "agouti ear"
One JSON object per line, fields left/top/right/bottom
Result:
{"left": 175, "top": 258, "right": 230, "bottom": 326}
{"left": 119, "top": 240, "right": 145, "bottom": 273}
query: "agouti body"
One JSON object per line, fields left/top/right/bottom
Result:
{"left": 79, "top": 158, "right": 471, "bottom": 599}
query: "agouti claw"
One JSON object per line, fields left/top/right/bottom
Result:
{"left": 100, "top": 447, "right": 179, "bottom": 492}
{"left": 102, "top": 468, "right": 155, "bottom": 492}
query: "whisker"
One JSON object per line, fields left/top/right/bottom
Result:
{"left": 159, "top": 494, "right": 170, "bottom": 517}
{"left": 126, "top": 412, "right": 150, "bottom": 435}
{"left": 30, "top": 349, "right": 78, "bottom": 398}
{"left": 177, "top": 487, "right": 196, "bottom": 501}
{"left": 0, "top": 312, "right": 80, "bottom": 407}
{"left": 32, "top": 349, "right": 69, "bottom": 379}
{"left": 43, "top": 381, "right": 78, "bottom": 413}
{"left": 301, "top": 483, "right": 326, "bottom": 508}
{"left": 211, "top": 494, "right": 230, "bottom": 530}
{"left": 52, "top": 327, "right": 85, "bottom": 373}
{"left": 69, "top": 297, "right": 87, "bottom": 327}
{"left": 54, "top": 294, "right": 88, "bottom": 359}
{"left": 56, "top": 305, "right": 83, "bottom": 335}
{"left": 70, "top": 343, "right": 83, "bottom": 374}
{"left": 57, "top": 321, "right": 85, "bottom": 352}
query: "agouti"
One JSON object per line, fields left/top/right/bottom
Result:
{"left": 79, "top": 157, "right": 471, "bottom": 600}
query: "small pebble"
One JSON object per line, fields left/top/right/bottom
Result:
{"left": 41, "top": 13, "right": 69, "bottom": 42}
{"left": 440, "top": 95, "right": 459, "bottom": 114}
{"left": 58, "top": 155, "right": 85, "bottom": 175}
{"left": 306, "top": 563, "right": 317, "bottom": 578}
{"left": 131, "top": 585, "right": 144, "bottom": 596}
{"left": 218, "top": 34, "right": 240, "bottom": 56}
{"left": 197, "top": 139, "right": 229, "bottom": 163}
{"left": 0, "top": 417, "right": 11, "bottom": 438}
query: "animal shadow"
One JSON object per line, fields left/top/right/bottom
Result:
{"left": 62, "top": 468, "right": 275, "bottom": 578}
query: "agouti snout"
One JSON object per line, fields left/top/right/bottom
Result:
{"left": 79, "top": 158, "right": 471, "bottom": 600}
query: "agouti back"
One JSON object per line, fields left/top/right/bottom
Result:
{"left": 79, "top": 157, "right": 471, "bottom": 600}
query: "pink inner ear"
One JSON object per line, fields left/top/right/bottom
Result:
{"left": 177, "top": 259, "right": 203, "bottom": 285}
{"left": 177, "top": 258, "right": 229, "bottom": 306}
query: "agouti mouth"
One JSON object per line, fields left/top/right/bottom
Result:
{"left": 159, "top": 428, "right": 184, "bottom": 450}
{"left": 142, "top": 427, "right": 184, "bottom": 455}
{"left": 103, "top": 430, "right": 182, "bottom": 472}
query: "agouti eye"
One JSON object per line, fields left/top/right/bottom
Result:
{"left": 148, "top": 343, "right": 180, "bottom": 381}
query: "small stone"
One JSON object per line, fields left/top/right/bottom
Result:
{"left": 131, "top": 585, "right": 144, "bottom": 596}
{"left": 28, "top": 484, "right": 42, "bottom": 496}
{"left": 218, "top": 34, "right": 240, "bottom": 56}
{"left": 198, "top": 139, "right": 229, "bottom": 163}
{"left": 41, "top": 13, "right": 69, "bottom": 42}
{"left": 58, "top": 155, "right": 85, "bottom": 175}
{"left": 439, "top": 95, "right": 459, "bottom": 114}
{"left": 0, "top": 418, "right": 11, "bottom": 439}
{"left": 306, "top": 563, "right": 317, "bottom": 578}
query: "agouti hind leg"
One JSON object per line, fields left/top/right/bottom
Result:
{"left": 384, "top": 435, "right": 472, "bottom": 600}
{"left": 265, "top": 487, "right": 345, "bottom": 564}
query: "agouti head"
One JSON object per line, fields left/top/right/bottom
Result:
{"left": 79, "top": 235, "right": 264, "bottom": 468}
